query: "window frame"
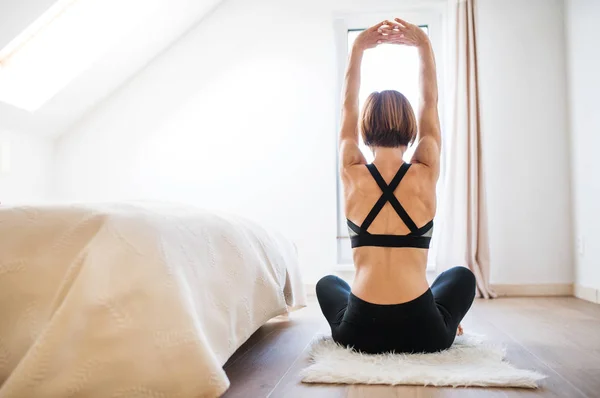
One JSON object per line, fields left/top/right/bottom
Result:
{"left": 333, "top": 10, "right": 446, "bottom": 268}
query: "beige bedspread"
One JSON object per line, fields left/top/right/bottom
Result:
{"left": 0, "top": 202, "right": 306, "bottom": 398}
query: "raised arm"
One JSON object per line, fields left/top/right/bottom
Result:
{"left": 385, "top": 18, "right": 441, "bottom": 174}
{"left": 339, "top": 22, "right": 386, "bottom": 170}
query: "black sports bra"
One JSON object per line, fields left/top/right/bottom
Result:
{"left": 346, "top": 163, "right": 434, "bottom": 249}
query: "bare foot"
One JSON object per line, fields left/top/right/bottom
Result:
{"left": 456, "top": 324, "right": 464, "bottom": 336}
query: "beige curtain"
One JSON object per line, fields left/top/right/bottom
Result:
{"left": 434, "top": 0, "right": 496, "bottom": 298}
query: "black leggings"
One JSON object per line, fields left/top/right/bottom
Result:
{"left": 316, "top": 266, "right": 476, "bottom": 354}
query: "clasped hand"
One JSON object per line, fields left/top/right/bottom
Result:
{"left": 353, "top": 18, "right": 430, "bottom": 51}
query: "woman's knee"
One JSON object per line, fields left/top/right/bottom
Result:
{"left": 448, "top": 266, "right": 476, "bottom": 289}
{"left": 315, "top": 274, "right": 349, "bottom": 298}
{"left": 316, "top": 275, "right": 340, "bottom": 296}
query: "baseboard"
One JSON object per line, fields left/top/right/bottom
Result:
{"left": 305, "top": 283, "right": 576, "bottom": 298}
{"left": 574, "top": 284, "right": 600, "bottom": 304}
{"left": 491, "top": 283, "right": 573, "bottom": 297}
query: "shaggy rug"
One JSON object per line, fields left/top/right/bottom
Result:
{"left": 301, "top": 333, "right": 546, "bottom": 388}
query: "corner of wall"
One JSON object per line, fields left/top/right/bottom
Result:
{"left": 562, "top": 0, "right": 577, "bottom": 287}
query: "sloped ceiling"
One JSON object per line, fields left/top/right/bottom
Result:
{"left": 0, "top": 0, "right": 224, "bottom": 138}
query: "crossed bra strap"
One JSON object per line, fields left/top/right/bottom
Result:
{"left": 347, "top": 163, "right": 434, "bottom": 249}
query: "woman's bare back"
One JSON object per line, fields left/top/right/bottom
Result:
{"left": 343, "top": 158, "right": 437, "bottom": 304}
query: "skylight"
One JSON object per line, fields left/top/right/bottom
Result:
{"left": 0, "top": 0, "right": 149, "bottom": 112}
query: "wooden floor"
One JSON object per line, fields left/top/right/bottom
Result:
{"left": 222, "top": 297, "right": 600, "bottom": 398}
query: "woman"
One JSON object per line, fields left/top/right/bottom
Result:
{"left": 317, "top": 18, "right": 476, "bottom": 354}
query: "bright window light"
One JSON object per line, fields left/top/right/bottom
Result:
{"left": 347, "top": 26, "right": 429, "bottom": 163}
{"left": 0, "top": 0, "right": 153, "bottom": 112}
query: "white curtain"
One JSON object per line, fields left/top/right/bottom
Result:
{"left": 434, "top": 0, "right": 496, "bottom": 298}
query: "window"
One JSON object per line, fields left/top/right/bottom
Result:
{"left": 0, "top": 0, "right": 152, "bottom": 112}
{"left": 335, "top": 12, "right": 444, "bottom": 269}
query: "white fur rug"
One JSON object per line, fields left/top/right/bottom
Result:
{"left": 301, "top": 334, "right": 546, "bottom": 388}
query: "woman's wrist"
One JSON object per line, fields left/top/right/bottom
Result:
{"left": 351, "top": 43, "right": 366, "bottom": 56}
{"left": 417, "top": 36, "right": 432, "bottom": 51}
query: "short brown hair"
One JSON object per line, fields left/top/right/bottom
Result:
{"left": 359, "top": 90, "right": 417, "bottom": 147}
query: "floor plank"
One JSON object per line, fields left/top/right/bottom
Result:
{"left": 223, "top": 297, "right": 600, "bottom": 398}
{"left": 267, "top": 328, "right": 348, "bottom": 398}
{"left": 466, "top": 304, "right": 585, "bottom": 398}
{"left": 473, "top": 298, "right": 600, "bottom": 397}
{"left": 223, "top": 318, "right": 284, "bottom": 370}
{"left": 549, "top": 366, "right": 600, "bottom": 398}
{"left": 222, "top": 309, "right": 322, "bottom": 398}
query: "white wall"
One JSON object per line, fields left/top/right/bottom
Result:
{"left": 0, "top": 130, "right": 52, "bottom": 204}
{"left": 565, "top": 0, "right": 600, "bottom": 292}
{"left": 477, "top": 0, "right": 572, "bottom": 285}
{"left": 53, "top": 0, "right": 573, "bottom": 285}
{"left": 0, "top": 0, "right": 56, "bottom": 48}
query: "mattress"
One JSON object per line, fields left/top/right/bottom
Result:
{"left": 0, "top": 202, "right": 306, "bottom": 397}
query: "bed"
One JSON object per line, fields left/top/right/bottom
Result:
{"left": 0, "top": 202, "right": 306, "bottom": 398}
